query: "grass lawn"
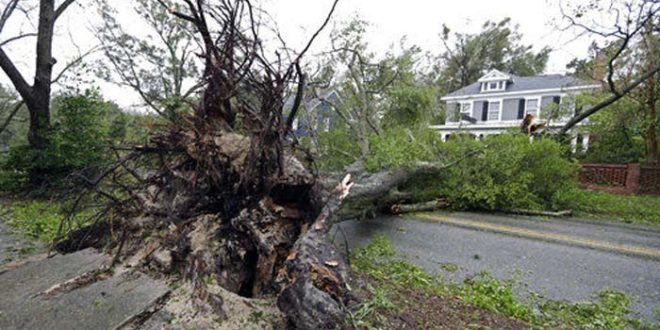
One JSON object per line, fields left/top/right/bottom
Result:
{"left": 572, "top": 190, "right": 660, "bottom": 226}
{"left": 348, "top": 236, "right": 659, "bottom": 329}
{"left": 0, "top": 198, "right": 97, "bottom": 243}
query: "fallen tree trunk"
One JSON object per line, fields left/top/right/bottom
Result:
{"left": 390, "top": 199, "right": 449, "bottom": 214}
{"left": 277, "top": 175, "right": 355, "bottom": 328}
{"left": 509, "top": 209, "right": 572, "bottom": 217}
{"left": 326, "top": 161, "right": 455, "bottom": 218}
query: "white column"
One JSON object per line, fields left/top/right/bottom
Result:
{"left": 582, "top": 134, "right": 590, "bottom": 153}
{"left": 571, "top": 135, "right": 578, "bottom": 153}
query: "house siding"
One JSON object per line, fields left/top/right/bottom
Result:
{"left": 540, "top": 95, "right": 560, "bottom": 118}
{"left": 446, "top": 102, "right": 458, "bottom": 122}
{"left": 447, "top": 94, "right": 564, "bottom": 123}
{"left": 501, "top": 98, "right": 521, "bottom": 121}
{"left": 473, "top": 101, "right": 486, "bottom": 122}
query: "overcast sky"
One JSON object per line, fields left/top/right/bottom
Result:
{"left": 0, "top": 0, "right": 596, "bottom": 109}
{"left": 264, "top": 0, "right": 590, "bottom": 70}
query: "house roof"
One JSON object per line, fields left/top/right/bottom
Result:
{"left": 284, "top": 90, "right": 339, "bottom": 112}
{"left": 444, "top": 72, "right": 595, "bottom": 99}
{"left": 477, "top": 69, "right": 512, "bottom": 82}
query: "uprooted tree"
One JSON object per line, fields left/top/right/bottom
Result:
{"left": 53, "top": 0, "right": 437, "bottom": 328}
{"left": 53, "top": 1, "right": 559, "bottom": 328}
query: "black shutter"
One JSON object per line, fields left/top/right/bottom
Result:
{"left": 553, "top": 96, "right": 561, "bottom": 104}
{"left": 482, "top": 102, "right": 489, "bottom": 121}
{"left": 517, "top": 99, "right": 525, "bottom": 119}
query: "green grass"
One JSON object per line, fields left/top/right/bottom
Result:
{"left": 0, "top": 199, "right": 96, "bottom": 243}
{"left": 350, "top": 235, "right": 659, "bottom": 329}
{"left": 572, "top": 190, "right": 660, "bottom": 225}
{"left": 345, "top": 286, "right": 395, "bottom": 329}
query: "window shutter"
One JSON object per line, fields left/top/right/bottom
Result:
{"left": 517, "top": 99, "right": 525, "bottom": 119}
{"left": 553, "top": 96, "right": 561, "bottom": 104}
{"left": 482, "top": 102, "right": 489, "bottom": 121}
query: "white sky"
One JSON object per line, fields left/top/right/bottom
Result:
{"left": 0, "top": 0, "right": 597, "bottom": 109}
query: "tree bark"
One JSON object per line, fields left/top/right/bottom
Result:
{"left": 0, "top": 0, "right": 74, "bottom": 152}
{"left": 28, "top": 0, "right": 56, "bottom": 150}
{"left": 320, "top": 161, "right": 452, "bottom": 218}
{"left": 277, "top": 175, "right": 354, "bottom": 329}
{"left": 390, "top": 199, "right": 449, "bottom": 214}
{"left": 646, "top": 74, "right": 658, "bottom": 165}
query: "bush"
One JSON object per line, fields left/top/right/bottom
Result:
{"left": 311, "top": 122, "right": 579, "bottom": 212}
{"left": 401, "top": 134, "right": 579, "bottom": 211}
{"left": 582, "top": 128, "right": 645, "bottom": 164}
{"left": 2, "top": 89, "right": 112, "bottom": 188}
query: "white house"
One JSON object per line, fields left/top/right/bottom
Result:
{"left": 431, "top": 69, "right": 599, "bottom": 152}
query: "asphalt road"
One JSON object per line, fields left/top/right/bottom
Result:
{"left": 332, "top": 212, "right": 660, "bottom": 323}
{"left": 0, "top": 219, "right": 41, "bottom": 265}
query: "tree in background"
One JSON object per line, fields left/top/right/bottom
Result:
{"left": 310, "top": 18, "right": 434, "bottom": 166}
{"left": 563, "top": 1, "right": 659, "bottom": 163}
{"left": 0, "top": 0, "right": 77, "bottom": 154}
{"left": 436, "top": 18, "right": 551, "bottom": 94}
{"left": 381, "top": 45, "right": 437, "bottom": 130}
{"left": 95, "top": 0, "right": 201, "bottom": 121}
{"left": 578, "top": 90, "right": 646, "bottom": 163}
{"left": 636, "top": 17, "right": 659, "bottom": 164}
{"left": 3, "top": 89, "right": 121, "bottom": 187}
{"left": 311, "top": 18, "right": 388, "bottom": 158}
{"left": 558, "top": 0, "right": 659, "bottom": 136}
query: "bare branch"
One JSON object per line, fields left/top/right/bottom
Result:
{"left": 285, "top": 62, "right": 305, "bottom": 133}
{"left": 54, "top": 0, "right": 76, "bottom": 21}
{"left": 291, "top": 0, "right": 339, "bottom": 65}
{"left": 560, "top": 66, "right": 660, "bottom": 134}
{"left": 0, "top": 47, "right": 32, "bottom": 103}
{"left": 0, "top": 32, "right": 37, "bottom": 47}
{"left": 0, "top": 0, "right": 20, "bottom": 33}
{"left": 52, "top": 45, "right": 100, "bottom": 85}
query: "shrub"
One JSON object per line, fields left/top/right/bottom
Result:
{"left": 582, "top": 131, "right": 646, "bottom": 164}
{"left": 2, "top": 89, "right": 112, "bottom": 188}
{"left": 431, "top": 134, "right": 578, "bottom": 211}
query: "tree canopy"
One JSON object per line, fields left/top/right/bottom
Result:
{"left": 436, "top": 18, "right": 551, "bottom": 93}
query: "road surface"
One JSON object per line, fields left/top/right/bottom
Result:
{"left": 0, "top": 217, "right": 42, "bottom": 265}
{"left": 333, "top": 212, "right": 660, "bottom": 323}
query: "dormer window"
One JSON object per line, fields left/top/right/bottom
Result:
{"left": 481, "top": 81, "right": 506, "bottom": 92}
{"left": 478, "top": 69, "right": 512, "bottom": 93}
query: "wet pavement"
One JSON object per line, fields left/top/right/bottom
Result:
{"left": 333, "top": 212, "right": 660, "bottom": 323}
